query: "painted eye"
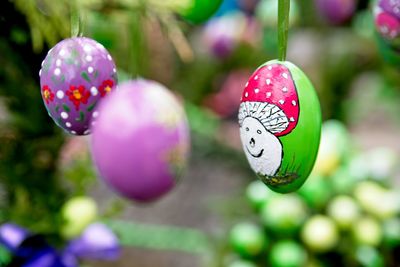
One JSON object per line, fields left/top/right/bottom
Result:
{"left": 246, "top": 127, "right": 249, "bottom": 131}
{"left": 257, "top": 129, "right": 262, "bottom": 134}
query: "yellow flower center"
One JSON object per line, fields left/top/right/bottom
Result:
{"left": 105, "top": 86, "right": 112, "bottom": 93}
{"left": 73, "top": 90, "right": 82, "bottom": 100}
{"left": 44, "top": 90, "right": 50, "bottom": 99}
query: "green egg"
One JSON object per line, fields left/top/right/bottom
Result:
{"left": 175, "top": 0, "right": 223, "bottom": 24}
{"left": 238, "top": 60, "right": 321, "bottom": 193}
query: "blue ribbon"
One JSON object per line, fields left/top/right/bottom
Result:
{"left": 0, "top": 222, "right": 120, "bottom": 267}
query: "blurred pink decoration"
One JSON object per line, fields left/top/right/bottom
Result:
{"left": 204, "top": 69, "right": 252, "bottom": 117}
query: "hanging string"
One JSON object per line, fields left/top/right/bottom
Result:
{"left": 278, "top": 0, "right": 291, "bottom": 61}
{"left": 70, "top": 1, "right": 83, "bottom": 37}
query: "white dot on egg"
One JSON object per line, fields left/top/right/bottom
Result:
{"left": 93, "top": 111, "right": 99, "bottom": 118}
{"left": 84, "top": 129, "right": 91, "bottom": 135}
{"left": 254, "top": 88, "right": 260, "bottom": 94}
{"left": 71, "top": 130, "right": 77, "bottom": 135}
{"left": 282, "top": 73, "right": 288, "bottom": 79}
{"left": 282, "top": 87, "right": 288, "bottom": 92}
{"left": 113, "top": 68, "right": 116, "bottom": 73}
{"left": 54, "top": 68, "right": 61, "bottom": 76}
{"left": 61, "top": 112, "right": 68, "bottom": 119}
{"left": 290, "top": 117, "right": 295, "bottom": 122}
{"left": 254, "top": 75, "right": 259, "bottom": 80}
{"left": 86, "top": 55, "right": 93, "bottom": 62}
{"left": 279, "top": 100, "right": 285, "bottom": 105}
{"left": 267, "top": 66, "right": 272, "bottom": 70}
{"left": 88, "top": 66, "right": 94, "bottom": 73}
{"left": 84, "top": 45, "right": 92, "bottom": 52}
{"left": 266, "top": 92, "right": 272, "bottom": 98}
{"left": 66, "top": 122, "right": 72, "bottom": 128}
{"left": 245, "top": 92, "right": 249, "bottom": 98}
{"left": 245, "top": 82, "right": 249, "bottom": 87}
{"left": 266, "top": 79, "right": 271, "bottom": 85}
{"left": 56, "top": 59, "right": 62, "bottom": 67}
{"left": 90, "top": 86, "right": 98, "bottom": 96}
{"left": 59, "top": 49, "right": 66, "bottom": 56}
{"left": 292, "top": 100, "right": 297, "bottom": 106}
{"left": 107, "top": 54, "right": 112, "bottom": 61}
{"left": 56, "top": 90, "right": 64, "bottom": 99}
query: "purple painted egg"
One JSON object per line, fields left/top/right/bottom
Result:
{"left": 39, "top": 37, "right": 117, "bottom": 135}
{"left": 316, "top": 0, "right": 356, "bottom": 25}
{"left": 379, "top": 0, "right": 400, "bottom": 19}
{"left": 90, "top": 79, "right": 190, "bottom": 202}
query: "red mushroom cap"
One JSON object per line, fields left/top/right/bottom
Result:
{"left": 240, "top": 63, "right": 299, "bottom": 137}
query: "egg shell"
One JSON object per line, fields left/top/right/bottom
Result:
{"left": 374, "top": 8, "right": 400, "bottom": 47}
{"left": 178, "top": 0, "right": 223, "bottom": 24}
{"left": 238, "top": 60, "right": 321, "bottom": 193}
{"left": 316, "top": 0, "right": 356, "bottom": 25}
{"left": 379, "top": 0, "right": 400, "bottom": 20}
{"left": 90, "top": 80, "right": 190, "bottom": 202}
{"left": 39, "top": 37, "right": 117, "bottom": 135}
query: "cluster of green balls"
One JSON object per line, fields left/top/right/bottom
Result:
{"left": 227, "top": 121, "right": 400, "bottom": 267}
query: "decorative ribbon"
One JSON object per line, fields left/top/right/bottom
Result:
{"left": 0, "top": 222, "right": 120, "bottom": 267}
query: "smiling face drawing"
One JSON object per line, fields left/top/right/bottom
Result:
{"left": 240, "top": 116, "right": 283, "bottom": 176}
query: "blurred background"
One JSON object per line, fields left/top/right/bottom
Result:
{"left": 1, "top": 0, "right": 400, "bottom": 266}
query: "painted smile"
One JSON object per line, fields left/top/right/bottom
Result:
{"left": 246, "top": 146, "right": 264, "bottom": 158}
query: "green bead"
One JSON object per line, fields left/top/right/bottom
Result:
{"left": 261, "top": 194, "right": 308, "bottom": 235}
{"left": 269, "top": 240, "right": 307, "bottom": 267}
{"left": 229, "top": 222, "right": 267, "bottom": 257}
{"left": 228, "top": 260, "right": 258, "bottom": 267}
{"left": 382, "top": 218, "right": 400, "bottom": 247}
{"left": 177, "top": 0, "right": 223, "bottom": 24}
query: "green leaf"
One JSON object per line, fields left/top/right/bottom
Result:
{"left": 81, "top": 72, "right": 91, "bottom": 83}
{"left": 62, "top": 104, "right": 70, "bottom": 112}
{"left": 55, "top": 105, "right": 60, "bottom": 113}
{"left": 278, "top": 0, "right": 290, "bottom": 61}
{"left": 104, "top": 220, "right": 211, "bottom": 255}
{"left": 87, "top": 101, "right": 97, "bottom": 112}
{"left": 76, "top": 111, "right": 84, "bottom": 122}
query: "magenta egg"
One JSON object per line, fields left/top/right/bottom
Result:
{"left": 39, "top": 37, "right": 117, "bottom": 135}
{"left": 90, "top": 80, "right": 190, "bottom": 202}
{"left": 374, "top": 2, "right": 400, "bottom": 48}
{"left": 316, "top": 0, "right": 356, "bottom": 25}
{"left": 379, "top": 0, "right": 400, "bottom": 20}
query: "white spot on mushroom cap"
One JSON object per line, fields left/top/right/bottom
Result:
{"left": 84, "top": 45, "right": 92, "bottom": 52}
{"left": 279, "top": 100, "right": 285, "bottom": 105}
{"left": 245, "top": 82, "right": 249, "bottom": 87}
{"left": 245, "top": 92, "right": 249, "bottom": 98}
{"left": 282, "top": 87, "right": 288, "bottom": 92}
{"left": 267, "top": 66, "right": 272, "bottom": 70}
{"left": 266, "top": 92, "right": 271, "bottom": 98}
{"left": 266, "top": 79, "right": 271, "bottom": 85}
{"left": 71, "top": 130, "right": 77, "bottom": 135}
{"left": 254, "top": 75, "right": 259, "bottom": 80}
{"left": 107, "top": 54, "right": 112, "bottom": 61}
{"left": 292, "top": 100, "right": 297, "bottom": 106}
{"left": 254, "top": 88, "right": 260, "bottom": 94}
{"left": 290, "top": 117, "right": 295, "bottom": 122}
{"left": 282, "top": 73, "right": 288, "bottom": 79}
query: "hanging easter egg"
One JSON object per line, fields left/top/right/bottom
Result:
{"left": 90, "top": 79, "right": 190, "bottom": 202}
{"left": 39, "top": 37, "right": 117, "bottom": 135}
{"left": 374, "top": 0, "right": 400, "bottom": 48}
{"left": 175, "top": 0, "right": 223, "bottom": 24}
{"left": 238, "top": 60, "right": 321, "bottom": 193}
{"left": 315, "top": 0, "right": 357, "bottom": 25}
